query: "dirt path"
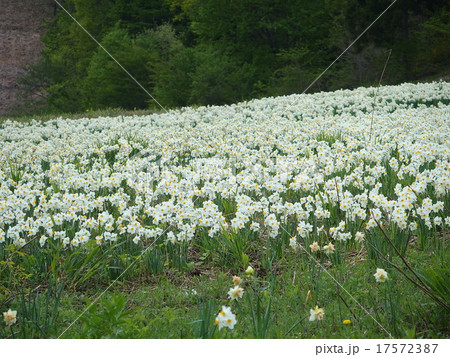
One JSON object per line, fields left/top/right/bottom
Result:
{"left": 0, "top": 0, "right": 54, "bottom": 116}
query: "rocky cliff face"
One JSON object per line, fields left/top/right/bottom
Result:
{"left": 0, "top": 0, "right": 54, "bottom": 117}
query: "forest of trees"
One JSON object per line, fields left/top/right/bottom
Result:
{"left": 19, "top": 0, "right": 450, "bottom": 114}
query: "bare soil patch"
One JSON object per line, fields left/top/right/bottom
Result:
{"left": 0, "top": 0, "right": 54, "bottom": 116}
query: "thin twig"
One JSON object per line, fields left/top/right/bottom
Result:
{"left": 372, "top": 215, "right": 432, "bottom": 291}
{"left": 365, "top": 238, "right": 429, "bottom": 294}
{"left": 366, "top": 237, "right": 449, "bottom": 311}
{"left": 369, "top": 217, "right": 450, "bottom": 312}
{"left": 336, "top": 292, "right": 359, "bottom": 323}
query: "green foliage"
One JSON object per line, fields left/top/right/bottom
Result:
{"left": 192, "top": 298, "right": 217, "bottom": 339}
{"left": 82, "top": 27, "right": 153, "bottom": 109}
{"left": 73, "top": 293, "right": 133, "bottom": 338}
{"left": 244, "top": 289, "right": 272, "bottom": 338}
{"left": 270, "top": 47, "right": 317, "bottom": 95}
{"left": 2, "top": 237, "right": 448, "bottom": 338}
{"left": 0, "top": 282, "right": 64, "bottom": 339}
{"left": 418, "top": 263, "right": 450, "bottom": 307}
{"left": 418, "top": 7, "right": 450, "bottom": 71}
{"left": 165, "top": 241, "right": 193, "bottom": 272}
{"left": 151, "top": 46, "right": 195, "bottom": 108}
{"left": 189, "top": 46, "right": 256, "bottom": 106}
{"left": 142, "top": 245, "right": 165, "bottom": 274}
{"left": 109, "top": 0, "right": 173, "bottom": 35}
{"left": 142, "top": 24, "right": 194, "bottom": 108}
{"left": 14, "top": 0, "right": 450, "bottom": 116}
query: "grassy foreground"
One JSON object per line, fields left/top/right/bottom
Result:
{"left": 1, "top": 234, "right": 449, "bottom": 339}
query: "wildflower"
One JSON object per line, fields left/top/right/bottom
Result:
{"left": 289, "top": 236, "right": 298, "bottom": 249}
{"left": 374, "top": 268, "right": 388, "bottom": 283}
{"left": 354, "top": 231, "right": 365, "bottom": 243}
{"left": 445, "top": 217, "right": 450, "bottom": 226}
{"left": 409, "top": 221, "right": 418, "bottom": 231}
{"left": 184, "top": 289, "right": 197, "bottom": 296}
{"left": 214, "top": 306, "right": 237, "bottom": 330}
{"left": 15, "top": 238, "right": 26, "bottom": 247}
{"left": 245, "top": 266, "right": 254, "bottom": 275}
{"left": 232, "top": 276, "right": 242, "bottom": 286}
{"left": 343, "top": 319, "right": 351, "bottom": 325}
{"left": 337, "top": 232, "right": 352, "bottom": 241}
{"left": 3, "top": 309, "right": 17, "bottom": 327}
{"left": 228, "top": 285, "right": 244, "bottom": 300}
{"left": 62, "top": 237, "right": 70, "bottom": 248}
{"left": 39, "top": 235, "right": 48, "bottom": 247}
{"left": 250, "top": 222, "right": 260, "bottom": 232}
{"left": 309, "top": 241, "right": 320, "bottom": 252}
{"left": 434, "top": 216, "right": 442, "bottom": 226}
{"left": 366, "top": 218, "right": 377, "bottom": 229}
{"left": 297, "top": 221, "right": 313, "bottom": 238}
{"left": 309, "top": 306, "right": 325, "bottom": 321}
{"left": 166, "top": 231, "right": 176, "bottom": 244}
{"left": 323, "top": 242, "right": 335, "bottom": 255}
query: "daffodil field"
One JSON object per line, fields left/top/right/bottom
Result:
{"left": 1, "top": 82, "right": 449, "bottom": 338}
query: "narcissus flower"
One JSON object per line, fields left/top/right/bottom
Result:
{"left": 354, "top": 231, "right": 365, "bottom": 243}
{"left": 323, "top": 242, "right": 335, "bottom": 255}
{"left": 39, "top": 235, "right": 48, "bottom": 247}
{"left": 232, "top": 276, "right": 243, "bottom": 286}
{"left": 228, "top": 285, "right": 244, "bottom": 300}
{"left": 374, "top": 268, "right": 388, "bottom": 283}
{"left": 309, "top": 306, "right": 325, "bottom": 321}
{"left": 214, "top": 306, "right": 237, "bottom": 330}
{"left": 309, "top": 241, "right": 320, "bottom": 252}
{"left": 289, "top": 236, "right": 298, "bottom": 249}
{"left": 245, "top": 266, "right": 254, "bottom": 275}
{"left": 3, "top": 309, "right": 17, "bottom": 327}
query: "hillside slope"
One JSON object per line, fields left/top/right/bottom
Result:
{"left": 0, "top": 0, "right": 54, "bottom": 116}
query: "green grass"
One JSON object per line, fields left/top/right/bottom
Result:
{"left": 0, "top": 107, "right": 161, "bottom": 124}
{"left": 1, "top": 238, "right": 448, "bottom": 339}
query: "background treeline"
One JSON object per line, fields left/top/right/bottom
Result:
{"left": 19, "top": 0, "right": 450, "bottom": 113}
